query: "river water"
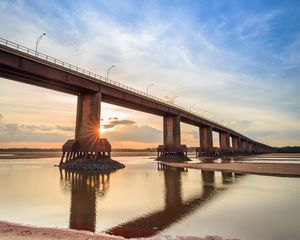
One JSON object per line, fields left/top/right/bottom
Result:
{"left": 0, "top": 154, "right": 300, "bottom": 239}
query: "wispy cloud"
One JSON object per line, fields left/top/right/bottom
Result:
{"left": 0, "top": 122, "right": 73, "bottom": 142}
{"left": 102, "top": 124, "right": 162, "bottom": 143}
{"left": 0, "top": 0, "right": 299, "bottom": 147}
{"left": 102, "top": 118, "right": 135, "bottom": 129}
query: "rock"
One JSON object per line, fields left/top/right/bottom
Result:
{"left": 59, "top": 155, "right": 125, "bottom": 172}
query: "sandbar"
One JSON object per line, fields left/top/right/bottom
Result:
{"left": 162, "top": 162, "right": 300, "bottom": 177}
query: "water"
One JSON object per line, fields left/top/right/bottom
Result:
{"left": 0, "top": 154, "right": 300, "bottom": 239}
{"left": 0, "top": 154, "right": 14, "bottom": 157}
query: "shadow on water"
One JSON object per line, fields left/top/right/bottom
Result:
{"left": 59, "top": 167, "right": 243, "bottom": 238}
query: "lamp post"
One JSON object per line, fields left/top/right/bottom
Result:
{"left": 107, "top": 65, "right": 115, "bottom": 80}
{"left": 188, "top": 104, "right": 195, "bottom": 111}
{"left": 35, "top": 33, "right": 46, "bottom": 56}
{"left": 146, "top": 83, "right": 154, "bottom": 95}
{"left": 170, "top": 95, "right": 178, "bottom": 104}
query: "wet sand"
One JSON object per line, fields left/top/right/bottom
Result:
{"left": 0, "top": 221, "right": 120, "bottom": 240}
{"left": 162, "top": 162, "right": 300, "bottom": 177}
{"left": 0, "top": 221, "right": 238, "bottom": 240}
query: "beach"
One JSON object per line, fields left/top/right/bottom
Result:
{"left": 0, "top": 221, "right": 238, "bottom": 240}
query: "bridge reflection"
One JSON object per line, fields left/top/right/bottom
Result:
{"left": 60, "top": 170, "right": 110, "bottom": 232}
{"left": 106, "top": 168, "right": 219, "bottom": 238}
{"left": 60, "top": 168, "right": 240, "bottom": 238}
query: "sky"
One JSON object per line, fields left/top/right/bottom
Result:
{"left": 0, "top": 0, "right": 299, "bottom": 148}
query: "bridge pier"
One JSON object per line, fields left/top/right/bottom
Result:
{"left": 60, "top": 92, "right": 124, "bottom": 170}
{"left": 219, "top": 132, "right": 230, "bottom": 154}
{"left": 232, "top": 137, "right": 240, "bottom": 153}
{"left": 241, "top": 140, "right": 248, "bottom": 153}
{"left": 164, "top": 115, "right": 181, "bottom": 146}
{"left": 248, "top": 142, "right": 253, "bottom": 153}
{"left": 157, "top": 116, "right": 189, "bottom": 162}
{"left": 196, "top": 126, "right": 213, "bottom": 156}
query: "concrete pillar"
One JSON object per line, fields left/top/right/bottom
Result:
{"left": 248, "top": 142, "right": 253, "bottom": 153}
{"left": 252, "top": 144, "right": 257, "bottom": 153}
{"left": 163, "top": 116, "right": 181, "bottom": 146}
{"left": 219, "top": 132, "right": 230, "bottom": 152}
{"left": 199, "top": 126, "right": 213, "bottom": 153}
{"left": 241, "top": 140, "right": 247, "bottom": 153}
{"left": 232, "top": 137, "right": 240, "bottom": 152}
{"left": 243, "top": 141, "right": 252, "bottom": 153}
{"left": 75, "top": 92, "right": 101, "bottom": 151}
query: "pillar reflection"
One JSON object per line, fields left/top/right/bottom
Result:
{"left": 106, "top": 168, "right": 234, "bottom": 238}
{"left": 60, "top": 169, "right": 110, "bottom": 232}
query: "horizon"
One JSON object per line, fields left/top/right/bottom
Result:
{"left": 0, "top": 1, "right": 300, "bottom": 148}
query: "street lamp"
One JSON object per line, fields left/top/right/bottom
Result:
{"left": 146, "top": 83, "right": 154, "bottom": 95}
{"left": 188, "top": 104, "right": 195, "bottom": 111}
{"left": 35, "top": 33, "right": 46, "bottom": 56}
{"left": 170, "top": 95, "right": 178, "bottom": 104}
{"left": 107, "top": 65, "right": 115, "bottom": 80}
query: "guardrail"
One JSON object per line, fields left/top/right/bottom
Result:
{"left": 0, "top": 37, "right": 245, "bottom": 138}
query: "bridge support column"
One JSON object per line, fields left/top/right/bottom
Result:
{"left": 246, "top": 142, "right": 251, "bottom": 153}
{"left": 232, "top": 137, "right": 241, "bottom": 153}
{"left": 248, "top": 142, "right": 253, "bottom": 153}
{"left": 163, "top": 116, "right": 181, "bottom": 146}
{"left": 60, "top": 92, "right": 124, "bottom": 170}
{"left": 198, "top": 126, "right": 213, "bottom": 156}
{"left": 241, "top": 140, "right": 247, "bottom": 153}
{"left": 252, "top": 144, "right": 258, "bottom": 153}
{"left": 219, "top": 132, "right": 230, "bottom": 154}
{"left": 75, "top": 92, "right": 102, "bottom": 148}
{"left": 157, "top": 116, "right": 189, "bottom": 162}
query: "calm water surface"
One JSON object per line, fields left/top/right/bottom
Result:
{"left": 0, "top": 154, "right": 300, "bottom": 239}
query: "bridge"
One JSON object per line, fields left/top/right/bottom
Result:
{"left": 0, "top": 37, "right": 273, "bottom": 162}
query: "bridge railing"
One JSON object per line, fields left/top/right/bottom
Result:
{"left": 0, "top": 37, "right": 242, "bottom": 137}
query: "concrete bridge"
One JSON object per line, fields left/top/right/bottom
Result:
{"left": 0, "top": 37, "right": 273, "bottom": 161}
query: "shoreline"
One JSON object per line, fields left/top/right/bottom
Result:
{"left": 161, "top": 162, "right": 300, "bottom": 177}
{"left": 0, "top": 220, "right": 120, "bottom": 240}
{"left": 0, "top": 220, "right": 238, "bottom": 240}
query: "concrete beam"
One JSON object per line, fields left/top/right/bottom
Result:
{"left": 199, "top": 126, "right": 213, "bottom": 153}
{"left": 163, "top": 116, "right": 181, "bottom": 146}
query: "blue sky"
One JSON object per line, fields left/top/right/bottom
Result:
{"left": 0, "top": 0, "right": 299, "bottom": 147}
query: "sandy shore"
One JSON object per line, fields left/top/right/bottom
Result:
{"left": 0, "top": 221, "right": 238, "bottom": 240}
{"left": 0, "top": 221, "right": 120, "bottom": 240}
{"left": 162, "top": 162, "right": 300, "bottom": 177}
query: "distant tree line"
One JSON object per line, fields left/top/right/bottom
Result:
{"left": 0, "top": 148, "right": 61, "bottom": 152}
{"left": 276, "top": 146, "right": 300, "bottom": 153}
{"left": 1, "top": 146, "right": 299, "bottom": 153}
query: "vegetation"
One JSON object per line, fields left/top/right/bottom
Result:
{"left": 276, "top": 146, "right": 300, "bottom": 153}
